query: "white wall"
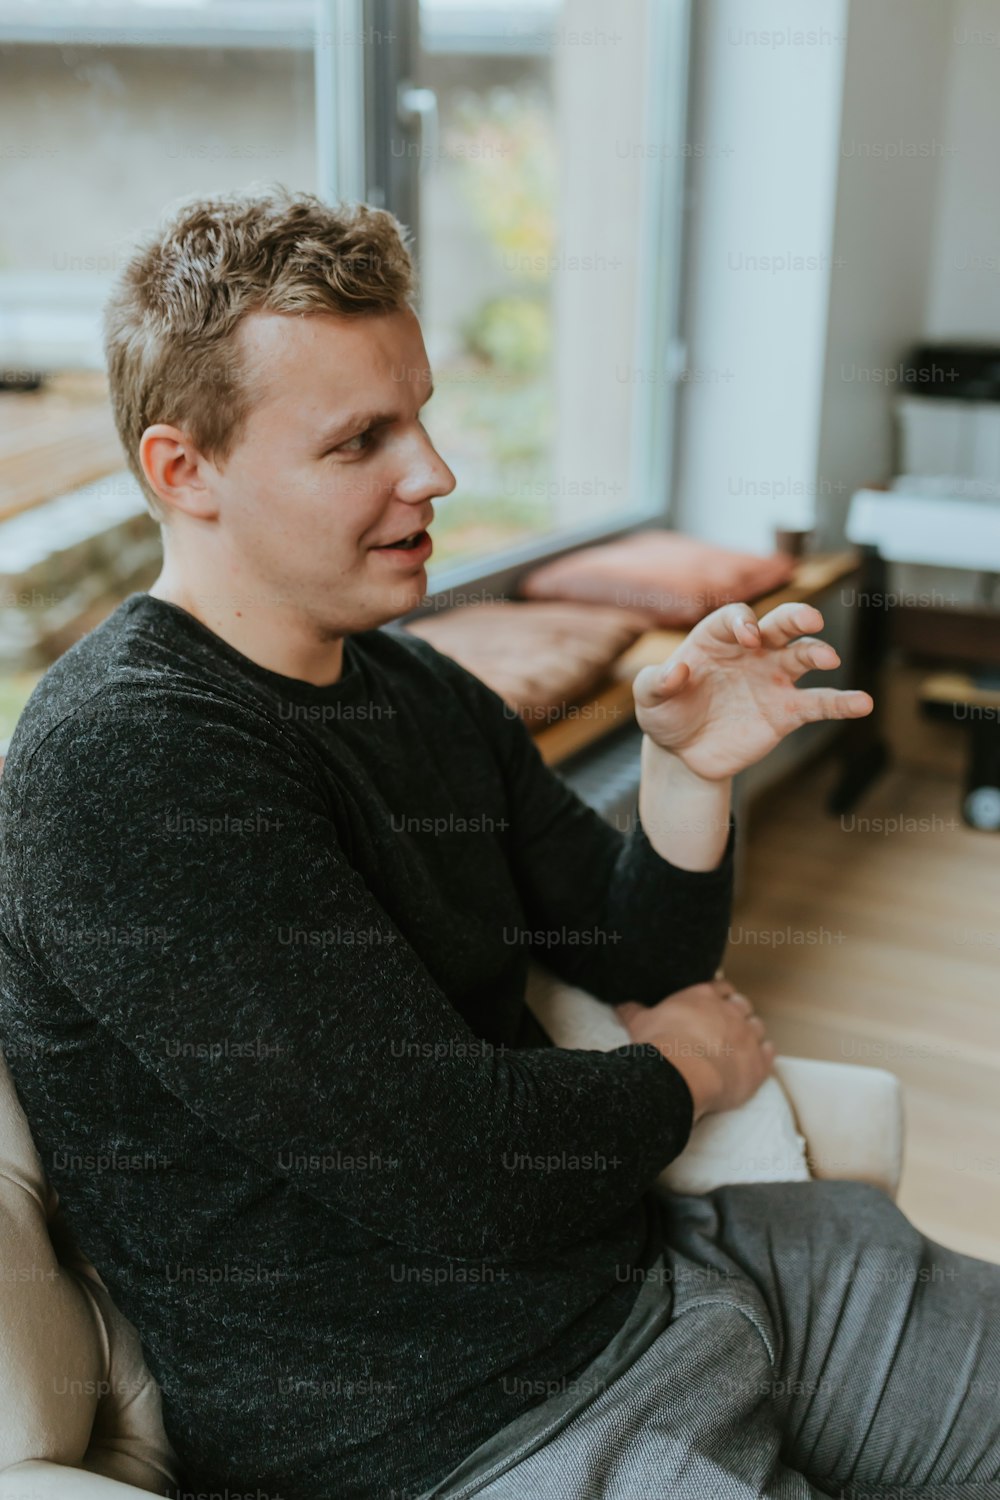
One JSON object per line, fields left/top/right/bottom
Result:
{"left": 672, "top": 0, "right": 849, "bottom": 551}
{"left": 813, "top": 0, "right": 955, "bottom": 548}
{"left": 672, "top": 0, "right": 1000, "bottom": 554}
{"left": 926, "top": 0, "right": 1000, "bottom": 340}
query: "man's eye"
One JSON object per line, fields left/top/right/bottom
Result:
{"left": 337, "top": 429, "right": 376, "bottom": 455}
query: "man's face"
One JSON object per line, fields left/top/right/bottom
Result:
{"left": 206, "top": 306, "right": 456, "bottom": 633}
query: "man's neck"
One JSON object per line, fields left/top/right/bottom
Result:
{"left": 146, "top": 576, "right": 346, "bottom": 688}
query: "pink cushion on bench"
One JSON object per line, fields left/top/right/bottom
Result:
{"left": 403, "top": 600, "right": 654, "bottom": 723}
{"left": 518, "top": 530, "right": 796, "bottom": 627}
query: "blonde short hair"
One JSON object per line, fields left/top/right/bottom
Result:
{"left": 103, "top": 188, "right": 416, "bottom": 521}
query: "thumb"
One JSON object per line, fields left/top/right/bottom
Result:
{"left": 633, "top": 658, "right": 691, "bottom": 710}
{"left": 614, "top": 1001, "right": 643, "bottom": 1029}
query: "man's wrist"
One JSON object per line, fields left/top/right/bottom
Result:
{"left": 638, "top": 736, "right": 733, "bottom": 871}
{"left": 652, "top": 1044, "right": 720, "bottom": 1125}
{"left": 640, "top": 735, "right": 727, "bottom": 792}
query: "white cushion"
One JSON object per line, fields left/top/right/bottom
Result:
{"left": 523, "top": 962, "right": 810, "bottom": 1193}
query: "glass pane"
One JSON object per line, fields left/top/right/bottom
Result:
{"left": 0, "top": 0, "right": 317, "bottom": 370}
{"left": 413, "top": 0, "right": 666, "bottom": 579}
{"left": 0, "top": 0, "right": 318, "bottom": 738}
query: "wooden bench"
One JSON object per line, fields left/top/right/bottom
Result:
{"left": 532, "top": 551, "right": 861, "bottom": 766}
{"left": 0, "top": 373, "right": 122, "bottom": 524}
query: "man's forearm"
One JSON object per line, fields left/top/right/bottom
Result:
{"left": 638, "top": 734, "right": 732, "bottom": 872}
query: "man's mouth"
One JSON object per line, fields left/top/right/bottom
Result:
{"left": 373, "top": 529, "right": 429, "bottom": 551}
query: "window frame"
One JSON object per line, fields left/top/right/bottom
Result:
{"left": 0, "top": 0, "right": 693, "bottom": 607}
{"left": 331, "top": 0, "right": 695, "bottom": 619}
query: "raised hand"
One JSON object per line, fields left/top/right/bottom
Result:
{"left": 632, "top": 601, "right": 873, "bottom": 782}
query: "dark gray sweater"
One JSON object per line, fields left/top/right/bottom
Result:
{"left": 0, "top": 593, "right": 734, "bottom": 1499}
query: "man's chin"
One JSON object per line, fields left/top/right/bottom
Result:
{"left": 365, "top": 566, "right": 429, "bottom": 626}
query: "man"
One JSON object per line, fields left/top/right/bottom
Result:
{"left": 1, "top": 190, "right": 997, "bottom": 1500}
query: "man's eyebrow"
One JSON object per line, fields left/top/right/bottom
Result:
{"left": 315, "top": 384, "right": 435, "bottom": 448}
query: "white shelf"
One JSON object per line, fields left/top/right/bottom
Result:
{"left": 847, "top": 487, "right": 1000, "bottom": 571}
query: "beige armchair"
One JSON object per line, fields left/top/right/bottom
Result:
{"left": 0, "top": 974, "right": 904, "bottom": 1499}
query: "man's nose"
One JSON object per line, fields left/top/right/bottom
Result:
{"left": 399, "top": 431, "right": 456, "bottom": 503}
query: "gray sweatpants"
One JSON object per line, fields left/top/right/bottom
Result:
{"left": 422, "top": 1180, "right": 1000, "bottom": 1500}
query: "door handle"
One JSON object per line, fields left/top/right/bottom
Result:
{"left": 397, "top": 81, "right": 439, "bottom": 172}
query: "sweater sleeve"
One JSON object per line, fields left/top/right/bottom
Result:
{"left": 10, "top": 690, "right": 694, "bottom": 1264}
{"left": 399, "top": 635, "right": 735, "bottom": 1007}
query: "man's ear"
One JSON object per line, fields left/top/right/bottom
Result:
{"left": 138, "top": 424, "right": 219, "bottom": 521}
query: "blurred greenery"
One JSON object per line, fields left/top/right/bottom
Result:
{"left": 449, "top": 84, "right": 555, "bottom": 384}
{"left": 427, "top": 84, "right": 560, "bottom": 568}
{"left": 425, "top": 355, "right": 553, "bottom": 573}
{"left": 430, "top": 489, "right": 550, "bottom": 567}
{"left": 447, "top": 86, "right": 556, "bottom": 278}
{"left": 462, "top": 296, "right": 549, "bottom": 377}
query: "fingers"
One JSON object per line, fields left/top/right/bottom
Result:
{"left": 737, "top": 1006, "right": 776, "bottom": 1064}
{"left": 701, "top": 600, "right": 828, "bottom": 654}
{"left": 777, "top": 636, "right": 841, "bottom": 683}
{"left": 632, "top": 657, "right": 691, "bottom": 709}
{"left": 664, "top": 600, "right": 833, "bottom": 670}
{"left": 756, "top": 600, "right": 825, "bottom": 647}
{"left": 724, "top": 990, "right": 754, "bottom": 1018}
{"left": 788, "top": 686, "right": 874, "bottom": 724}
{"left": 718, "top": 986, "right": 775, "bottom": 1057}
{"left": 730, "top": 606, "right": 762, "bottom": 647}
{"left": 694, "top": 602, "right": 762, "bottom": 650}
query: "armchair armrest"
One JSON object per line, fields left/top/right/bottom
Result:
{"left": 775, "top": 1056, "right": 904, "bottom": 1200}
{"left": 524, "top": 961, "right": 906, "bottom": 1200}
{"left": 0, "top": 1460, "right": 163, "bottom": 1499}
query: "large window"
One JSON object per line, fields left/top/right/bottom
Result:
{"left": 324, "top": 0, "right": 693, "bottom": 592}
{"left": 0, "top": 0, "right": 690, "bottom": 673}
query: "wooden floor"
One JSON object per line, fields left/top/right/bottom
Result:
{"left": 729, "top": 754, "right": 1000, "bottom": 1264}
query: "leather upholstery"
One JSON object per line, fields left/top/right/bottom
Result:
{"left": 0, "top": 968, "right": 903, "bottom": 1497}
